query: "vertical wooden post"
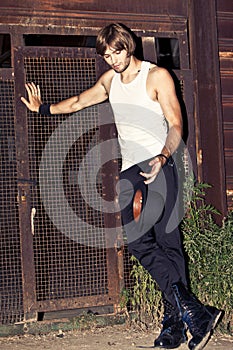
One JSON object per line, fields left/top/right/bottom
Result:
{"left": 188, "top": 0, "right": 227, "bottom": 218}
{"left": 13, "top": 47, "right": 38, "bottom": 321}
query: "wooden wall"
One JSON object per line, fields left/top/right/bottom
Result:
{"left": 216, "top": 0, "right": 233, "bottom": 211}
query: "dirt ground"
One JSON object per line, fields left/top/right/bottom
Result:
{"left": 0, "top": 324, "right": 232, "bottom": 350}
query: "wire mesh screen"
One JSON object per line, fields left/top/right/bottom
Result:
{"left": 24, "top": 49, "right": 109, "bottom": 302}
{"left": 0, "top": 80, "right": 24, "bottom": 324}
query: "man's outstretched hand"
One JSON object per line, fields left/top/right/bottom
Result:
{"left": 21, "top": 82, "right": 42, "bottom": 112}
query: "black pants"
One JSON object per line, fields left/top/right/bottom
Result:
{"left": 119, "top": 158, "right": 187, "bottom": 309}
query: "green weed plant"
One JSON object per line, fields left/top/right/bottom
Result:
{"left": 129, "top": 255, "right": 163, "bottom": 329}
{"left": 182, "top": 180, "right": 233, "bottom": 333}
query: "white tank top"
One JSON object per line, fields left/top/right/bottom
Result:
{"left": 109, "top": 61, "right": 168, "bottom": 171}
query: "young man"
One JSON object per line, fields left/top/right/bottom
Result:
{"left": 21, "top": 23, "right": 221, "bottom": 350}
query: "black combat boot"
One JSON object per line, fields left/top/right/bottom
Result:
{"left": 154, "top": 298, "right": 187, "bottom": 349}
{"left": 172, "top": 282, "right": 222, "bottom": 350}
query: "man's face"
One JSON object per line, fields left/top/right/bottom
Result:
{"left": 103, "top": 45, "right": 131, "bottom": 73}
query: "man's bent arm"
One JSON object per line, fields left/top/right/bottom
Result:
{"left": 50, "top": 81, "right": 109, "bottom": 114}
{"left": 156, "top": 69, "right": 183, "bottom": 158}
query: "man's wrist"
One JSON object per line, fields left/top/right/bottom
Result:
{"left": 39, "top": 103, "right": 52, "bottom": 116}
{"left": 161, "top": 147, "right": 171, "bottom": 159}
{"left": 156, "top": 153, "right": 169, "bottom": 162}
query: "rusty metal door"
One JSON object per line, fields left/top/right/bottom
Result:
{"left": 2, "top": 23, "right": 195, "bottom": 324}
{"left": 13, "top": 46, "right": 122, "bottom": 320}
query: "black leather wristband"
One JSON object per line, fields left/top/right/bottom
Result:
{"left": 156, "top": 153, "right": 169, "bottom": 161}
{"left": 39, "top": 103, "right": 52, "bottom": 116}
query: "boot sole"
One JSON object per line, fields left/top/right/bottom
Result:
{"left": 154, "top": 337, "right": 186, "bottom": 349}
{"left": 188, "top": 310, "right": 222, "bottom": 350}
{"left": 154, "top": 333, "right": 187, "bottom": 349}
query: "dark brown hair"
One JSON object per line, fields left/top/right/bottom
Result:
{"left": 96, "top": 23, "right": 136, "bottom": 56}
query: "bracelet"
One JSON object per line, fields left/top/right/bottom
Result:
{"left": 39, "top": 103, "right": 52, "bottom": 116}
{"left": 156, "top": 153, "right": 169, "bottom": 161}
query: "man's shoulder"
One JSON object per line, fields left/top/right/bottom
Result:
{"left": 148, "top": 64, "right": 171, "bottom": 81}
{"left": 149, "top": 64, "right": 167, "bottom": 74}
{"left": 101, "top": 68, "right": 115, "bottom": 81}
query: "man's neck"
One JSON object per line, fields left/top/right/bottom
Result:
{"left": 120, "top": 57, "right": 142, "bottom": 83}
